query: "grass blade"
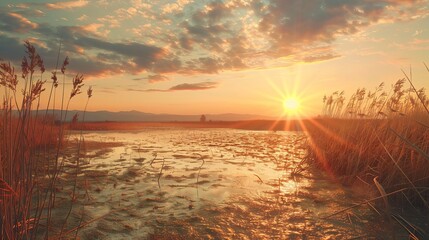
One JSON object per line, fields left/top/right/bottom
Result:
{"left": 389, "top": 128, "right": 429, "bottom": 161}
{"left": 375, "top": 132, "right": 429, "bottom": 208}
{"left": 401, "top": 68, "right": 429, "bottom": 115}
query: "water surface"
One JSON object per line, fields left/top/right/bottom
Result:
{"left": 59, "top": 128, "right": 404, "bottom": 239}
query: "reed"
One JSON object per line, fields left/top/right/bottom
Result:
{"left": 306, "top": 70, "right": 429, "bottom": 213}
{"left": 0, "top": 41, "right": 91, "bottom": 239}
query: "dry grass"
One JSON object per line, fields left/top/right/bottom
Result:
{"left": 0, "top": 41, "right": 91, "bottom": 239}
{"left": 0, "top": 115, "right": 60, "bottom": 149}
{"left": 306, "top": 73, "right": 429, "bottom": 213}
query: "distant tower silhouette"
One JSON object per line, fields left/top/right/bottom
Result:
{"left": 200, "top": 114, "right": 206, "bottom": 122}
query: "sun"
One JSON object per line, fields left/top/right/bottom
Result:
{"left": 283, "top": 98, "right": 300, "bottom": 113}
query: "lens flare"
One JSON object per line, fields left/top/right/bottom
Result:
{"left": 283, "top": 98, "right": 300, "bottom": 113}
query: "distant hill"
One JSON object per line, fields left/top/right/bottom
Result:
{"left": 31, "top": 110, "right": 277, "bottom": 122}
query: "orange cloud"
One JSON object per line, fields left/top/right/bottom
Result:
{"left": 45, "top": 0, "right": 88, "bottom": 9}
{"left": 132, "top": 82, "right": 219, "bottom": 92}
{"left": 3, "top": 12, "right": 38, "bottom": 32}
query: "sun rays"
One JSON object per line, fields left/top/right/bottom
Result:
{"left": 257, "top": 66, "right": 318, "bottom": 121}
{"left": 283, "top": 98, "right": 300, "bottom": 111}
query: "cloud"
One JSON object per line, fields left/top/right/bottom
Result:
{"left": 131, "top": 0, "right": 152, "bottom": 10}
{"left": 67, "top": 56, "right": 123, "bottom": 76}
{"left": 151, "top": 58, "right": 182, "bottom": 73}
{"left": 33, "top": 25, "right": 165, "bottom": 76}
{"left": 179, "top": 35, "right": 193, "bottom": 50}
{"left": 187, "top": 57, "right": 222, "bottom": 74}
{"left": 132, "top": 81, "right": 219, "bottom": 92}
{"left": 80, "top": 23, "right": 110, "bottom": 37}
{"left": 1, "top": 0, "right": 427, "bottom": 79}
{"left": 202, "top": 1, "right": 231, "bottom": 24}
{"left": 302, "top": 53, "right": 341, "bottom": 63}
{"left": 97, "top": 15, "right": 121, "bottom": 28}
{"left": 183, "top": 21, "right": 229, "bottom": 52}
{"left": 0, "top": 34, "right": 27, "bottom": 61}
{"left": 0, "top": 34, "right": 72, "bottom": 75}
{"left": 162, "top": 0, "right": 193, "bottom": 14}
{"left": 173, "top": 0, "right": 428, "bottom": 72}
{"left": 0, "top": 23, "right": 165, "bottom": 77}
{"left": 73, "top": 36, "right": 164, "bottom": 67}
{"left": 14, "top": 9, "right": 45, "bottom": 18}
{"left": 45, "top": 0, "right": 89, "bottom": 9}
{"left": 0, "top": 34, "right": 107, "bottom": 76}
{"left": 0, "top": 12, "right": 38, "bottom": 32}
{"left": 170, "top": 81, "right": 217, "bottom": 90}
{"left": 77, "top": 14, "right": 88, "bottom": 21}
{"left": 147, "top": 74, "right": 169, "bottom": 83}
{"left": 132, "top": 74, "right": 169, "bottom": 83}
{"left": 258, "top": 0, "right": 427, "bottom": 56}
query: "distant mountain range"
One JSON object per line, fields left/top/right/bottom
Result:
{"left": 34, "top": 110, "right": 277, "bottom": 122}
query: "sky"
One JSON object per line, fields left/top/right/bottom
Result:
{"left": 0, "top": 0, "right": 429, "bottom": 117}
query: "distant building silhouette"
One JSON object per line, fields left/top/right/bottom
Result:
{"left": 200, "top": 114, "right": 206, "bottom": 122}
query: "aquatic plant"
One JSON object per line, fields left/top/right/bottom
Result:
{"left": 306, "top": 66, "right": 429, "bottom": 237}
{"left": 0, "top": 41, "right": 92, "bottom": 239}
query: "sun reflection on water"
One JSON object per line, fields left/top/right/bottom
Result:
{"left": 61, "top": 128, "right": 388, "bottom": 239}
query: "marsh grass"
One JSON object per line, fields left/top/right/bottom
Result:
{"left": 0, "top": 41, "right": 91, "bottom": 239}
{"left": 306, "top": 68, "right": 429, "bottom": 236}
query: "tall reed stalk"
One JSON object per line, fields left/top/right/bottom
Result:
{"left": 307, "top": 69, "right": 429, "bottom": 212}
{"left": 0, "top": 41, "right": 91, "bottom": 239}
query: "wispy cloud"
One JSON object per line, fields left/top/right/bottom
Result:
{"left": 0, "top": 12, "right": 38, "bottom": 32}
{"left": 133, "top": 74, "right": 170, "bottom": 83}
{"left": 147, "top": 74, "right": 169, "bottom": 83}
{"left": 302, "top": 53, "right": 341, "bottom": 63}
{"left": 45, "top": 0, "right": 89, "bottom": 10}
{"left": 130, "top": 81, "right": 219, "bottom": 92}
{"left": 170, "top": 82, "right": 217, "bottom": 91}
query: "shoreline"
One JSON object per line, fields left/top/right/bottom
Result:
{"left": 69, "top": 119, "right": 306, "bottom": 131}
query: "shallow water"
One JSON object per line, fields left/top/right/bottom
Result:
{"left": 57, "top": 128, "right": 409, "bottom": 239}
